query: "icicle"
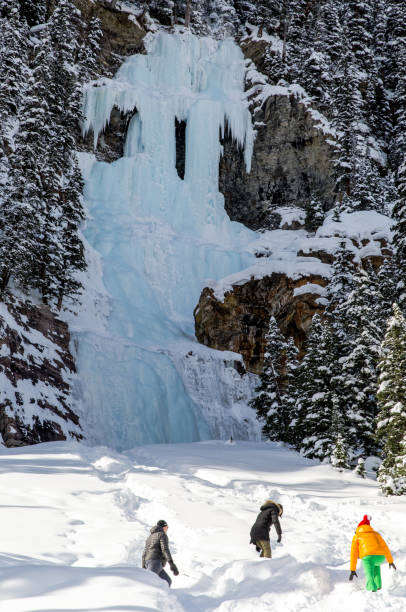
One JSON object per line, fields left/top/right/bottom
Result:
{"left": 77, "top": 31, "right": 258, "bottom": 449}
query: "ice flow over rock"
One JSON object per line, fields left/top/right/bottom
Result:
{"left": 78, "top": 31, "right": 259, "bottom": 449}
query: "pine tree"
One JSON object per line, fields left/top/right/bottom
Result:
{"left": 346, "top": 155, "right": 386, "bottom": 213}
{"left": 280, "top": 336, "right": 298, "bottom": 444}
{"left": 0, "top": 3, "right": 29, "bottom": 190}
{"left": 78, "top": 16, "right": 103, "bottom": 81}
{"left": 355, "top": 457, "right": 366, "bottom": 477}
{"left": 330, "top": 391, "right": 351, "bottom": 469}
{"left": 392, "top": 158, "right": 406, "bottom": 312}
{"left": 44, "top": 2, "right": 86, "bottom": 304}
{"left": 0, "top": 2, "right": 87, "bottom": 304}
{"left": 367, "top": 0, "right": 391, "bottom": 146}
{"left": 364, "top": 260, "right": 386, "bottom": 337}
{"left": 326, "top": 240, "right": 355, "bottom": 308}
{"left": 304, "top": 197, "right": 324, "bottom": 232}
{"left": 391, "top": 2, "right": 406, "bottom": 167}
{"left": 376, "top": 304, "right": 406, "bottom": 495}
{"left": 334, "top": 269, "right": 381, "bottom": 458}
{"left": 323, "top": 0, "right": 346, "bottom": 67}
{"left": 250, "top": 317, "right": 288, "bottom": 442}
{"left": 294, "top": 314, "right": 339, "bottom": 460}
{"left": 0, "top": 2, "right": 28, "bottom": 119}
{"left": 331, "top": 431, "right": 351, "bottom": 471}
{"left": 0, "top": 36, "right": 55, "bottom": 293}
{"left": 348, "top": 0, "right": 374, "bottom": 74}
{"left": 234, "top": 0, "right": 278, "bottom": 30}
{"left": 377, "top": 256, "right": 398, "bottom": 323}
{"left": 19, "top": 0, "right": 47, "bottom": 27}
{"left": 331, "top": 42, "right": 359, "bottom": 200}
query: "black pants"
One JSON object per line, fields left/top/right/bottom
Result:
{"left": 145, "top": 559, "right": 172, "bottom": 587}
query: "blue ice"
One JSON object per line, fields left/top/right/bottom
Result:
{"left": 78, "top": 31, "right": 258, "bottom": 449}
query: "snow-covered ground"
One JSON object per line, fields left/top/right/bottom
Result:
{"left": 0, "top": 440, "right": 404, "bottom": 611}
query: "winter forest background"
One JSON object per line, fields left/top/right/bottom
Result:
{"left": 1, "top": 0, "right": 406, "bottom": 497}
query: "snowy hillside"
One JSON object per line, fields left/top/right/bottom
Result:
{"left": 0, "top": 441, "right": 404, "bottom": 611}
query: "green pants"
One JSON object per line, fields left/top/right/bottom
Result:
{"left": 362, "top": 555, "right": 386, "bottom": 591}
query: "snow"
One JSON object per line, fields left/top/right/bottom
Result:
{"left": 76, "top": 31, "right": 259, "bottom": 449}
{"left": 242, "top": 24, "right": 284, "bottom": 53}
{"left": 245, "top": 66, "right": 337, "bottom": 139}
{"left": 209, "top": 210, "right": 391, "bottom": 302}
{"left": 293, "top": 283, "right": 327, "bottom": 298}
{"left": 317, "top": 210, "right": 393, "bottom": 244}
{"left": 274, "top": 206, "right": 306, "bottom": 228}
{"left": 0, "top": 301, "right": 81, "bottom": 440}
{"left": 0, "top": 440, "right": 404, "bottom": 611}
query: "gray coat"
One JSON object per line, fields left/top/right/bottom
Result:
{"left": 250, "top": 501, "right": 282, "bottom": 543}
{"left": 142, "top": 525, "right": 173, "bottom": 568}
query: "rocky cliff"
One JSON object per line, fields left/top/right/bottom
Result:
{"left": 195, "top": 274, "right": 327, "bottom": 375}
{"left": 219, "top": 35, "right": 337, "bottom": 231}
{"left": 194, "top": 221, "right": 392, "bottom": 374}
{"left": 0, "top": 294, "right": 82, "bottom": 447}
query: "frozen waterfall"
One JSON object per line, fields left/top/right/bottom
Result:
{"left": 76, "top": 31, "right": 260, "bottom": 450}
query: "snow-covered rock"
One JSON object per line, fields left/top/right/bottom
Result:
{"left": 0, "top": 294, "right": 82, "bottom": 447}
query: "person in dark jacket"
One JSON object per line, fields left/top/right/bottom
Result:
{"left": 142, "top": 520, "right": 179, "bottom": 587}
{"left": 250, "top": 499, "right": 283, "bottom": 558}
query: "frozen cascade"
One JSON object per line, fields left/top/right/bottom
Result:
{"left": 77, "top": 31, "right": 260, "bottom": 450}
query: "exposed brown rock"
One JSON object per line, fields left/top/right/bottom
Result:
{"left": 239, "top": 37, "right": 269, "bottom": 74}
{"left": 82, "top": 106, "right": 138, "bottom": 163}
{"left": 76, "top": 0, "right": 147, "bottom": 75}
{"left": 297, "top": 249, "right": 335, "bottom": 264}
{"left": 194, "top": 274, "right": 327, "bottom": 375}
{"left": 74, "top": 0, "right": 148, "bottom": 162}
{"left": 219, "top": 93, "right": 336, "bottom": 230}
{"left": 218, "top": 34, "right": 337, "bottom": 231}
{"left": 0, "top": 295, "right": 82, "bottom": 448}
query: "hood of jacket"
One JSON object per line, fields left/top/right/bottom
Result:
{"left": 260, "top": 500, "right": 283, "bottom": 516}
{"left": 150, "top": 525, "right": 164, "bottom": 534}
{"left": 355, "top": 524, "right": 374, "bottom": 535}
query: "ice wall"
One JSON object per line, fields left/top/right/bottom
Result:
{"left": 77, "top": 32, "right": 260, "bottom": 450}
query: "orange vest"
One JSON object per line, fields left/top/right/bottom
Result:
{"left": 350, "top": 525, "right": 393, "bottom": 571}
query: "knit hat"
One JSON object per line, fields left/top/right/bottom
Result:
{"left": 157, "top": 520, "right": 168, "bottom": 528}
{"left": 358, "top": 515, "right": 371, "bottom": 527}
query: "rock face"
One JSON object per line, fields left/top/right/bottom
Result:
{"left": 194, "top": 275, "right": 327, "bottom": 375}
{"left": 83, "top": 106, "right": 137, "bottom": 163}
{"left": 76, "top": 0, "right": 147, "bottom": 75}
{"left": 218, "top": 35, "right": 337, "bottom": 231}
{"left": 0, "top": 295, "right": 82, "bottom": 447}
{"left": 76, "top": 0, "right": 147, "bottom": 162}
{"left": 219, "top": 92, "right": 337, "bottom": 230}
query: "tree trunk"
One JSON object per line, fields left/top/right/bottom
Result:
{"left": 185, "top": 0, "right": 192, "bottom": 28}
{"left": 281, "top": 0, "right": 289, "bottom": 63}
{"left": 0, "top": 270, "right": 10, "bottom": 292}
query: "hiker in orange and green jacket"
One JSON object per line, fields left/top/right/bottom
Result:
{"left": 349, "top": 515, "right": 396, "bottom": 591}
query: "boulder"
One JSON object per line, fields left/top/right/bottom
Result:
{"left": 194, "top": 274, "right": 327, "bottom": 375}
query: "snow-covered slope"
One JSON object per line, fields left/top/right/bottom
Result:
{"left": 0, "top": 441, "right": 404, "bottom": 611}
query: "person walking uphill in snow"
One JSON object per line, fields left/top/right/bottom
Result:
{"left": 349, "top": 515, "right": 396, "bottom": 591}
{"left": 142, "top": 520, "right": 179, "bottom": 587}
{"left": 250, "top": 500, "right": 283, "bottom": 558}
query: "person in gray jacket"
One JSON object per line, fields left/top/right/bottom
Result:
{"left": 250, "top": 499, "right": 283, "bottom": 558}
{"left": 142, "top": 520, "right": 179, "bottom": 587}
